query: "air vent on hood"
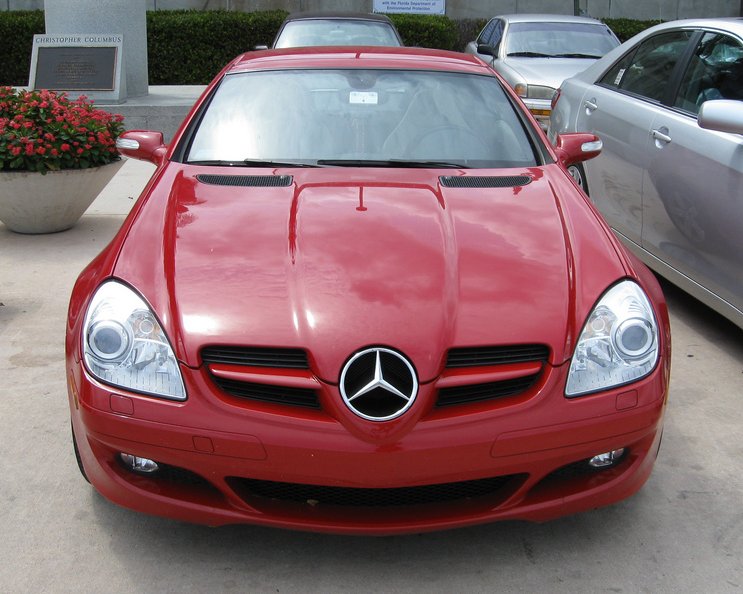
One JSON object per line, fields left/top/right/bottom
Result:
{"left": 195, "top": 174, "right": 293, "bottom": 187}
{"left": 439, "top": 175, "right": 532, "bottom": 188}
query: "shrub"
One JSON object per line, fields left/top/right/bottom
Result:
{"left": 603, "top": 18, "right": 663, "bottom": 42}
{"left": 0, "top": 86, "right": 124, "bottom": 173}
{"left": 0, "top": 11, "right": 44, "bottom": 87}
{"left": 388, "top": 14, "right": 459, "bottom": 50}
{"left": 147, "top": 10, "right": 288, "bottom": 84}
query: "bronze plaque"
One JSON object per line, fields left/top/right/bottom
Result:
{"left": 34, "top": 46, "right": 117, "bottom": 91}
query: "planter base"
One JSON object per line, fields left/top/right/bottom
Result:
{"left": 0, "top": 161, "right": 125, "bottom": 234}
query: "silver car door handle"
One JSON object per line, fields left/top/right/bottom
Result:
{"left": 584, "top": 99, "right": 598, "bottom": 111}
{"left": 652, "top": 129, "right": 672, "bottom": 143}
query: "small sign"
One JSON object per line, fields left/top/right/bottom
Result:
{"left": 349, "top": 91, "right": 379, "bottom": 105}
{"left": 29, "top": 35, "right": 126, "bottom": 104}
{"left": 373, "top": 0, "right": 445, "bottom": 15}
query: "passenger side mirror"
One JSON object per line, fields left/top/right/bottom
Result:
{"left": 554, "top": 133, "right": 602, "bottom": 167}
{"left": 698, "top": 100, "right": 743, "bottom": 135}
{"left": 115, "top": 130, "right": 167, "bottom": 166}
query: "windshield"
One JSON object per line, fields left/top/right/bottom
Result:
{"left": 186, "top": 69, "right": 537, "bottom": 168}
{"left": 275, "top": 20, "right": 401, "bottom": 48}
{"left": 505, "top": 22, "right": 618, "bottom": 58}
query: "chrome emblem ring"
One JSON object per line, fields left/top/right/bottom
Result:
{"left": 339, "top": 347, "right": 418, "bottom": 422}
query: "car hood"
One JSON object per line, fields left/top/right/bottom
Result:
{"left": 114, "top": 165, "right": 626, "bottom": 382}
{"left": 501, "top": 57, "right": 597, "bottom": 89}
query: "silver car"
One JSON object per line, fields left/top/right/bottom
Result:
{"left": 465, "top": 14, "right": 619, "bottom": 127}
{"left": 550, "top": 18, "right": 743, "bottom": 329}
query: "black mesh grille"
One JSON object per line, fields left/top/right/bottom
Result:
{"left": 226, "top": 474, "right": 524, "bottom": 508}
{"left": 195, "top": 174, "right": 292, "bottom": 187}
{"left": 202, "top": 346, "right": 309, "bottom": 369}
{"left": 446, "top": 345, "right": 549, "bottom": 368}
{"left": 440, "top": 175, "right": 532, "bottom": 188}
{"left": 437, "top": 375, "right": 539, "bottom": 407}
{"left": 210, "top": 377, "right": 320, "bottom": 408}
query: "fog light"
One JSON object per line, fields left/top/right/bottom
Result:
{"left": 119, "top": 453, "right": 159, "bottom": 474}
{"left": 588, "top": 448, "right": 626, "bottom": 468}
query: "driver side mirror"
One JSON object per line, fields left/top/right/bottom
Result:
{"left": 698, "top": 99, "right": 743, "bottom": 135}
{"left": 477, "top": 43, "right": 500, "bottom": 58}
{"left": 115, "top": 130, "right": 167, "bottom": 166}
{"left": 554, "top": 133, "right": 602, "bottom": 167}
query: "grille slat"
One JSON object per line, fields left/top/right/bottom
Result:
{"left": 437, "top": 376, "right": 538, "bottom": 407}
{"left": 226, "top": 474, "right": 524, "bottom": 508}
{"left": 211, "top": 377, "right": 319, "bottom": 408}
{"left": 202, "top": 346, "right": 309, "bottom": 369}
{"left": 446, "top": 345, "right": 549, "bottom": 368}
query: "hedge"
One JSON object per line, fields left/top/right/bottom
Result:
{"left": 0, "top": 10, "right": 663, "bottom": 86}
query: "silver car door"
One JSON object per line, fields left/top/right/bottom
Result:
{"left": 579, "top": 30, "right": 694, "bottom": 248}
{"left": 641, "top": 31, "right": 743, "bottom": 318}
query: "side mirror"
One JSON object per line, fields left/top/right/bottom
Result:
{"left": 115, "top": 130, "right": 167, "bottom": 166}
{"left": 477, "top": 43, "right": 499, "bottom": 58}
{"left": 698, "top": 99, "right": 743, "bottom": 135}
{"left": 253, "top": 44, "right": 269, "bottom": 51}
{"left": 554, "top": 133, "right": 602, "bottom": 167}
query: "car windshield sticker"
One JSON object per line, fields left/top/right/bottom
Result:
{"left": 614, "top": 68, "right": 625, "bottom": 86}
{"left": 349, "top": 91, "right": 378, "bottom": 105}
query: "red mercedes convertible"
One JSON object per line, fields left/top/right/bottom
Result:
{"left": 66, "top": 47, "right": 670, "bottom": 534}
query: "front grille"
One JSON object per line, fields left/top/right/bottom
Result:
{"left": 211, "top": 377, "right": 320, "bottom": 409}
{"left": 202, "top": 346, "right": 309, "bottom": 369}
{"left": 437, "top": 376, "right": 539, "bottom": 407}
{"left": 440, "top": 175, "right": 532, "bottom": 188}
{"left": 226, "top": 474, "right": 524, "bottom": 508}
{"left": 446, "top": 345, "right": 549, "bottom": 368}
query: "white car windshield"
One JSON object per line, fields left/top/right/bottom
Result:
{"left": 186, "top": 69, "right": 538, "bottom": 168}
{"left": 275, "top": 20, "right": 401, "bottom": 47}
{"left": 506, "top": 22, "right": 618, "bottom": 58}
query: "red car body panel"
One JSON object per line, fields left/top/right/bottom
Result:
{"left": 66, "top": 47, "right": 670, "bottom": 534}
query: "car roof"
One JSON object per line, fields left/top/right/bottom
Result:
{"left": 229, "top": 46, "right": 491, "bottom": 75}
{"left": 496, "top": 13, "right": 609, "bottom": 25}
{"left": 282, "top": 11, "right": 395, "bottom": 24}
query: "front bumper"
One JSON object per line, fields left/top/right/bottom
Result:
{"left": 68, "top": 360, "right": 667, "bottom": 535}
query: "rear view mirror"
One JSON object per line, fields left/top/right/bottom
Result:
{"left": 554, "top": 133, "right": 602, "bottom": 167}
{"left": 698, "top": 100, "right": 743, "bottom": 135}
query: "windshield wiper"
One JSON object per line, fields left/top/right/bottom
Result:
{"left": 187, "top": 159, "right": 320, "bottom": 168}
{"left": 506, "top": 51, "right": 552, "bottom": 58}
{"left": 316, "top": 159, "right": 467, "bottom": 168}
{"left": 550, "top": 52, "right": 603, "bottom": 59}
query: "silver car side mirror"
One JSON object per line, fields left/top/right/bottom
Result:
{"left": 698, "top": 100, "right": 743, "bottom": 135}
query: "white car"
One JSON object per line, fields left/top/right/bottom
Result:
{"left": 465, "top": 14, "right": 619, "bottom": 127}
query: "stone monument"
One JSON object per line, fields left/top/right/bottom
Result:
{"left": 43, "top": 0, "right": 148, "bottom": 99}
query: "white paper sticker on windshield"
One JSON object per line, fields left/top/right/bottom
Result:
{"left": 349, "top": 91, "right": 378, "bottom": 105}
{"left": 614, "top": 68, "right": 625, "bottom": 86}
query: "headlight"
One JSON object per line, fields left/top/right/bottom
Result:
{"left": 83, "top": 280, "right": 186, "bottom": 400}
{"left": 566, "top": 280, "right": 659, "bottom": 397}
{"left": 526, "top": 85, "right": 556, "bottom": 100}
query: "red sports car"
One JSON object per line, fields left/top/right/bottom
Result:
{"left": 66, "top": 47, "right": 670, "bottom": 535}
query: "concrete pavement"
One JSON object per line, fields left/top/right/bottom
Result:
{"left": 1, "top": 160, "right": 742, "bottom": 593}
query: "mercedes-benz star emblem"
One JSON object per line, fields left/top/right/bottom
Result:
{"left": 339, "top": 347, "right": 419, "bottom": 421}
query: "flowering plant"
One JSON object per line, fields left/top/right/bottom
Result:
{"left": 0, "top": 86, "right": 125, "bottom": 174}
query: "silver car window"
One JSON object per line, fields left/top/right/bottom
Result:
{"left": 599, "top": 30, "right": 693, "bottom": 102}
{"left": 275, "top": 20, "right": 401, "bottom": 48}
{"left": 186, "top": 69, "right": 538, "bottom": 168}
{"left": 504, "top": 22, "right": 617, "bottom": 57}
{"left": 674, "top": 32, "right": 743, "bottom": 114}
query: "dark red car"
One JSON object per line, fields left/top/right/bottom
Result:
{"left": 66, "top": 47, "right": 670, "bottom": 534}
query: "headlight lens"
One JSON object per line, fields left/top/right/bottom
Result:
{"left": 526, "top": 85, "right": 556, "bottom": 100}
{"left": 566, "top": 280, "right": 659, "bottom": 397}
{"left": 83, "top": 280, "right": 186, "bottom": 400}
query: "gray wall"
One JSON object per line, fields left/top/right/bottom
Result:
{"left": 4, "top": 0, "right": 741, "bottom": 18}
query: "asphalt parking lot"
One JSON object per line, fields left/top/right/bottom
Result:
{"left": 1, "top": 159, "right": 741, "bottom": 593}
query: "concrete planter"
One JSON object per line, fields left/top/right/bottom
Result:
{"left": 0, "top": 160, "right": 125, "bottom": 234}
